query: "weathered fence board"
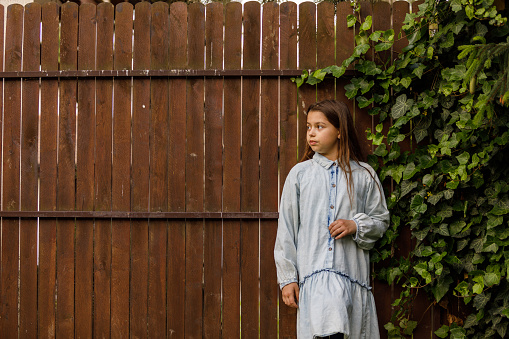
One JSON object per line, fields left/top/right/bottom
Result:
{"left": 130, "top": 2, "right": 150, "bottom": 337}
{"left": 38, "top": 3, "right": 59, "bottom": 337}
{"left": 222, "top": 3, "right": 242, "bottom": 338}
{"left": 0, "top": 2, "right": 442, "bottom": 338}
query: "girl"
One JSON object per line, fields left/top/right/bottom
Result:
{"left": 274, "top": 100, "right": 389, "bottom": 338}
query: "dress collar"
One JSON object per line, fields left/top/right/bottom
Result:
{"left": 312, "top": 152, "right": 337, "bottom": 169}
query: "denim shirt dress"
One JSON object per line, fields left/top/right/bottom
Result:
{"left": 274, "top": 153, "right": 390, "bottom": 338}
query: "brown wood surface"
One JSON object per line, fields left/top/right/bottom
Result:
{"left": 260, "top": 3, "right": 279, "bottom": 338}
{"left": 336, "top": 2, "right": 357, "bottom": 123}
{"left": 94, "top": 4, "right": 114, "bottom": 338}
{"left": 1, "top": 4, "right": 23, "bottom": 338}
{"left": 75, "top": 5, "right": 96, "bottom": 337}
{"left": 241, "top": 2, "right": 261, "bottom": 337}
{"left": 111, "top": 3, "right": 133, "bottom": 337}
{"left": 222, "top": 3, "right": 242, "bottom": 337}
{"left": 298, "top": 2, "right": 317, "bottom": 160}
{"left": 336, "top": 2, "right": 355, "bottom": 69}
{"left": 56, "top": 3, "right": 78, "bottom": 337}
{"left": 19, "top": 4, "right": 40, "bottom": 337}
{"left": 317, "top": 1, "right": 335, "bottom": 100}
{"left": 203, "top": 3, "right": 223, "bottom": 338}
{"left": 167, "top": 2, "right": 187, "bottom": 337}
{"left": 38, "top": 3, "right": 59, "bottom": 337}
{"left": 354, "top": 2, "right": 374, "bottom": 157}
{"left": 148, "top": 3, "right": 169, "bottom": 338}
{"left": 185, "top": 3, "right": 205, "bottom": 338}
{"left": 373, "top": 2, "right": 392, "bottom": 66}
{"left": 131, "top": 2, "right": 150, "bottom": 337}
{"left": 393, "top": 1, "right": 410, "bottom": 60}
{"left": 278, "top": 2, "right": 298, "bottom": 337}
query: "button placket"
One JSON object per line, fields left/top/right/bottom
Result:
{"left": 325, "top": 164, "right": 338, "bottom": 267}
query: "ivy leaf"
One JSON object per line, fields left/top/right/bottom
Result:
{"left": 391, "top": 94, "right": 413, "bottom": 119}
{"left": 484, "top": 272, "right": 501, "bottom": 287}
{"left": 435, "top": 325, "right": 449, "bottom": 338}
{"left": 403, "top": 162, "right": 417, "bottom": 180}
{"left": 400, "top": 180, "right": 418, "bottom": 199}
{"left": 456, "top": 152, "right": 470, "bottom": 165}
{"left": 360, "top": 16, "right": 372, "bottom": 31}
{"left": 428, "top": 191, "right": 443, "bottom": 205}
{"left": 437, "top": 223, "right": 450, "bottom": 236}
{"left": 450, "top": 0, "right": 462, "bottom": 12}
{"left": 497, "top": 322, "right": 508, "bottom": 338}
{"left": 357, "top": 96, "right": 374, "bottom": 109}
{"left": 411, "top": 195, "right": 428, "bottom": 213}
{"left": 332, "top": 66, "right": 346, "bottom": 78}
{"left": 473, "top": 292, "right": 491, "bottom": 310}
{"left": 414, "top": 128, "right": 428, "bottom": 143}
{"left": 470, "top": 238, "right": 484, "bottom": 253}
{"left": 375, "top": 42, "right": 393, "bottom": 52}
{"left": 413, "top": 64, "right": 427, "bottom": 79}
{"left": 450, "top": 221, "right": 466, "bottom": 235}
{"left": 487, "top": 215, "right": 503, "bottom": 229}
{"left": 347, "top": 14, "right": 356, "bottom": 28}
{"left": 463, "top": 314, "right": 478, "bottom": 329}
{"left": 433, "top": 275, "right": 453, "bottom": 302}
{"left": 356, "top": 61, "right": 382, "bottom": 76}
{"left": 489, "top": 197, "right": 509, "bottom": 215}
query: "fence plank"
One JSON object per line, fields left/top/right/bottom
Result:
{"left": 94, "top": 4, "right": 114, "bottom": 338}
{"left": 1, "top": 4, "right": 23, "bottom": 337}
{"left": 317, "top": 1, "right": 335, "bottom": 100}
{"left": 336, "top": 2, "right": 354, "bottom": 68}
{"left": 298, "top": 2, "right": 317, "bottom": 159}
{"left": 203, "top": 3, "right": 223, "bottom": 338}
{"left": 355, "top": 2, "right": 374, "bottom": 157}
{"left": 185, "top": 3, "right": 205, "bottom": 338}
{"left": 222, "top": 3, "right": 242, "bottom": 337}
{"left": 56, "top": 3, "right": 78, "bottom": 337}
{"left": 75, "top": 5, "right": 96, "bottom": 337}
{"left": 241, "top": 2, "right": 261, "bottom": 337}
{"left": 373, "top": 2, "right": 392, "bottom": 66}
{"left": 336, "top": 2, "right": 356, "bottom": 119}
{"left": 279, "top": 2, "right": 298, "bottom": 337}
{"left": 111, "top": 3, "right": 133, "bottom": 338}
{"left": 19, "top": 4, "right": 40, "bottom": 337}
{"left": 167, "top": 2, "right": 187, "bottom": 337}
{"left": 131, "top": 2, "right": 151, "bottom": 337}
{"left": 148, "top": 3, "right": 169, "bottom": 338}
{"left": 38, "top": 3, "right": 59, "bottom": 337}
{"left": 259, "top": 3, "right": 279, "bottom": 338}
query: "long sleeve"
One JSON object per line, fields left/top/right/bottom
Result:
{"left": 353, "top": 173, "right": 390, "bottom": 251}
{"left": 274, "top": 170, "right": 300, "bottom": 289}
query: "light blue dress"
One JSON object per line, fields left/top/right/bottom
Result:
{"left": 274, "top": 152, "right": 390, "bottom": 338}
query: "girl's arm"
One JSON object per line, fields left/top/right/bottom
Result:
{"left": 352, "top": 172, "right": 390, "bottom": 251}
{"left": 274, "top": 171, "right": 300, "bottom": 289}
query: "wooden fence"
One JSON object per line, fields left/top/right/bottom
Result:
{"left": 0, "top": 1, "right": 443, "bottom": 338}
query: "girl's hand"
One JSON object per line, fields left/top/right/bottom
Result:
{"left": 281, "top": 282, "right": 299, "bottom": 308}
{"left": 329, "top": 219, "right": 357, "bottom": 239}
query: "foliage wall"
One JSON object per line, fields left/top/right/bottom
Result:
{"left": 298, "top": 0, "right": 509, "bottom": 337}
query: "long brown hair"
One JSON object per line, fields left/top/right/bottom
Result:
{"left": 300, "top": 100, "right": 375, "bottom": 203}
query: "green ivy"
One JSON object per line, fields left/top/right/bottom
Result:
{"left": 295, "top": 0, "right": 509, "bottom": 337}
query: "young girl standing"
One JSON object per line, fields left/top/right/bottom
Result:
{"left": 274, "top": 100, "right": 390, "bottom": 339}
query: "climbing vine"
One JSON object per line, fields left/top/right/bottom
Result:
{"left": 297, "top": 0, "right": 509, "bottom": 337}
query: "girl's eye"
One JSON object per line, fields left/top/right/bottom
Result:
{"left": 318, "top": 125, "right": 324, "bottom": 129}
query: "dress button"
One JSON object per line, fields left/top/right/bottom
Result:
{"left": 330, "top": 205, "right": 334, "bottom": 209}
{"left": 328, "top": 247, "right": 332, "bottom": 251}
{"left": 332, "top": 184, "right": 336, "bottom": 188}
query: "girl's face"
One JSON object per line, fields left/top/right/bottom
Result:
{"left": 306, "top": 110, "right": 340, "bottom": 161}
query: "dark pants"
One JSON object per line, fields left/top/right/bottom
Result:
{"left": 318, "top": 334, "right": 344, "bottom": 339}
